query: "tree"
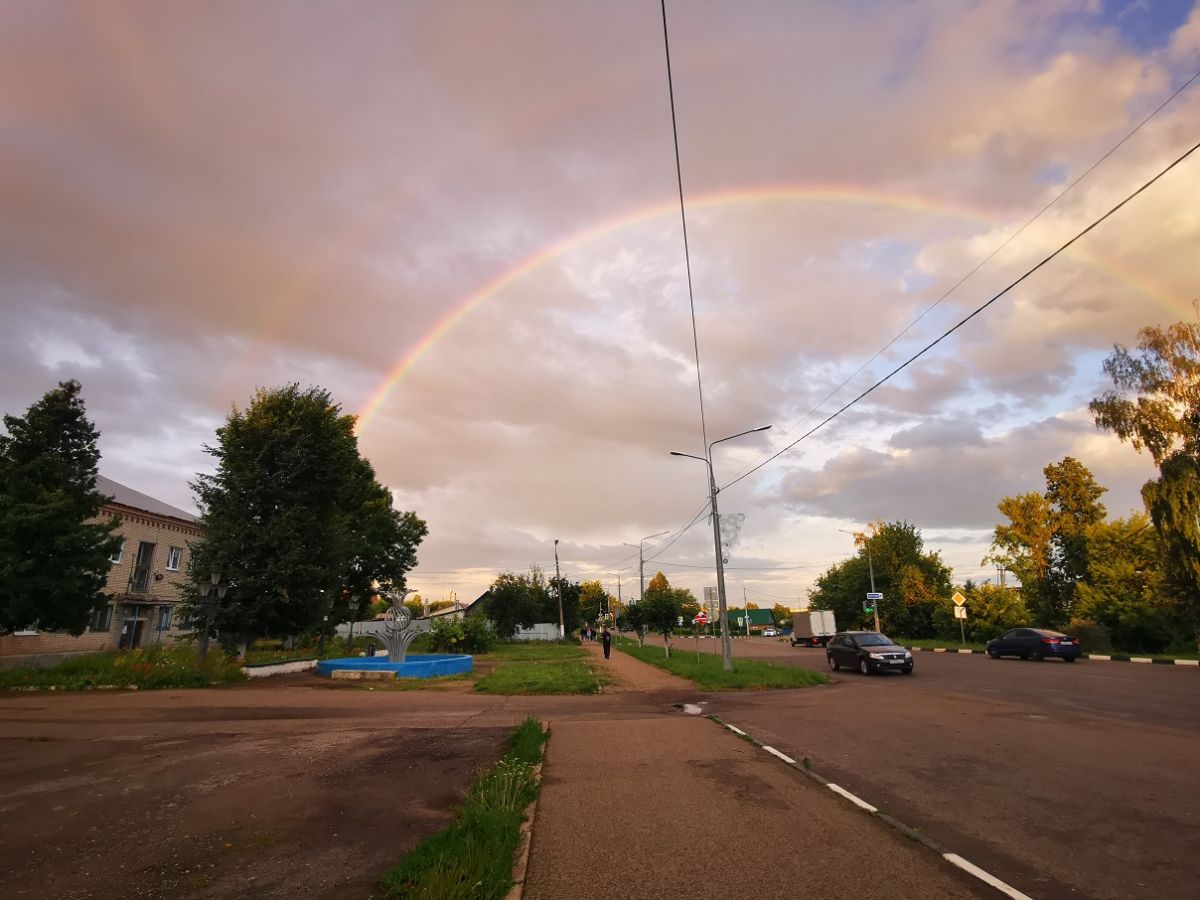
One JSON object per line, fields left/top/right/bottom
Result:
{"left": 548, "top": 575, "right": 582, "bottom": 636}
{"left": 482, "top": 569, "right": 547, "bottom": 639}
{"left": 771, "top": 603, "right": 793, "bottom": 626}
{"left": 1091, "top": 313, "right": 1200, "bottom": 639}
{"left": 640, "top": 571, "right": 684, "bottom": 656}
{"left": 1073, "top": 515, "right": 1188, "bottom": 653}
{"left": 186, "top": 384, "right": 426, "bottom": 654}
{"left": 578, "top": 580, "right": 612, "bottom": 627}
{"left": 0, "top": 380, "right": 121, "bottom": 634}
{"left": 933, "top": 583, "right": 1029, "bottom": 643}
{"left": 986, "top": 457, "right": 1105, "bottom": 627}
{"left": 809, "top": 522, "right": 951, "bottom": 637}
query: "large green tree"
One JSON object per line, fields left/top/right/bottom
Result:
{"left": 578, "top": 579, "right": 612, "bottom": 627}
{"left": 186, "top": 385, "right": 426, "bottom": 651}
{"left": 640, "top": 571, "right": 686, "bottom": 656}
{"left": 810, "top": 522, "right": 950, "bottom": 637}
{"left": 483, "top": 568, "right": 550, "bottom": 638}
{"left": 987, "top": 457, "right": 1106, "bottom": 626}
{"left": 1090, "top": 314, "right": 1200, "bottom": 639}
{"left": 0, "top": 380, "right": 121, "bottom": 634}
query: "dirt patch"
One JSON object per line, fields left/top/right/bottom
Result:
{"left": 0, "top": 702, "right": 509, "bottom": 899}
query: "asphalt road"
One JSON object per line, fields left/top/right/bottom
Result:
{"left": 670, "top": 635, "right": 1199, "bottom": 900}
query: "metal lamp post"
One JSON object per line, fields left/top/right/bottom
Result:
{"left": 840, "top": 528, "right": 880, "bottom": 633}
{"left": 554, "top": 539, "right": 564, "bottom": 639}
{"left": 671, "top": 425, "right": 771, "bottom": 672}
{"left": 623, "top": 530, "right": 669, "bottom": 603}
{"left": 198, "top": 571, "right": 227, "bottom": 660}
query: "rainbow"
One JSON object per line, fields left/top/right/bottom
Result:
{"left": 352, "top": 184, "right": 1185, "bottom": 433}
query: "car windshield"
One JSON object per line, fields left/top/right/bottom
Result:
{"left": 854, "top": 633, "right": 894, "bottom": 646}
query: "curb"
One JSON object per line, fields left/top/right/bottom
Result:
{"left": 905, "top": 647, "right": 1198, "bottom": 666}
{"left": 505, "top": 722, "right": 548, "bottom": 900}
{"left": 707, "top": 714, "right": 1033, "bottom": 900}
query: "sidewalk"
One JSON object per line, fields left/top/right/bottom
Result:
{"left": 522, "top": 645, "right": 980, "bottom": 899}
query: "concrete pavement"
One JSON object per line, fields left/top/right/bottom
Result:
{"left": 522, "top": 643, "right": 983, "bottom": 899}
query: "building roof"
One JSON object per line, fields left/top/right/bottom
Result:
{"left": 96, "top": 475, "right": 198, "bottom": 523}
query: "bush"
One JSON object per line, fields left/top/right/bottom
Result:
{"left": 428, "top": 615, "right": 494, "bottom": 653}
{"left": 1067, "top": 618, "right": 1112, "bottom": 653}
{"left": 0, "top": 645, "right": 245, "bottom": 691}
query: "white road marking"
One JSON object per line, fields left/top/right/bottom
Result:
{"left": 762, "top": 745, "right": 795, "bottom": 764}
{"left": 1088, "top": 654, "right": 1111, "bottom": 660}
{"left": 1176, "top": 659, "right": 1199, "bottom": 667}
{"left": 725, "top": 724, "right": 747, "bottom": 736}
{"left": 943, "top": 853, "right": 1035, "bottom": 900}
{"left": 1130, "top": 657, "right": 1153, "bottom": 664}
{"left": 826, "top": 782, "right": 878, "bottom": 812}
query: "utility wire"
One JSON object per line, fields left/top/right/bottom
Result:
{"left": 723, "top": 136, "right": 1200, "bottom": 490}
{"left": 723, "top": 65, "right": 1200, "bottom": 489}
{"left": 661, "top": 0, "right": 709, "bottom": 452}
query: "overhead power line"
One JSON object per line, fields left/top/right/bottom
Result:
{"left": 723, "top": 65, "right": 1200, "bottom": 489}
{"left": 723, "top": 136, "right": 1200, "bottom": 490}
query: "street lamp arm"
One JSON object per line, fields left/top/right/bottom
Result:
{"left": 708, "top": 424, "right": 771, "bottom": 457}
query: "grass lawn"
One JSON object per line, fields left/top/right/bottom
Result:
{"left": 897, "top": 637, "right": 989, "bottom": 652}
{"left": 0, "top": 646, "right": 245, "bottom": 691}
{"left": 380, "top": 717, "right": 548, "bottom": 899}
{"left": 615, "top": 637, "right": 829, "bottom": 690}
{"left": 474, "top": 641, "right": 606, "bottom": 694}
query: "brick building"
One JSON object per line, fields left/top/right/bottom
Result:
{"left": 0, "top": 475, "right": 202, "bottom": 664}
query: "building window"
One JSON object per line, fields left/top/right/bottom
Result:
{"left": 158, "top": 606, "right": 173, "bottom": 631}
{"left": 91, "top": 604, "right": 113, "bottom": 632}
{"left": 166, "top": 546, "right": 183, "bottom": 571}
{"left": 109, "top": 539, "right": 125, "bottom": 564}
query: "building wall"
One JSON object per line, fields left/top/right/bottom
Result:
{"left": 0, "top": 501, "right": 203, "bottom": 659}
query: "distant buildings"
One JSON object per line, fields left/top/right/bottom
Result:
{"left": 0, "top": 476, "right": 201, "bottom": 666}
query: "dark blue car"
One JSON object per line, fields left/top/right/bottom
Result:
{"left": 986, "top": 628, "right": 1080, "bottom": 662}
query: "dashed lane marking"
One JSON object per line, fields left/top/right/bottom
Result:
{"left": 943, "top": 853, "right": 1034, "bottom": 900}
{"left": 761, "top": 745, "right": 795, "bottom": 765}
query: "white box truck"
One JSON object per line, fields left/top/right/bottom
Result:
{"left": 790, "top": 610, "right": 837, "bottom": 647}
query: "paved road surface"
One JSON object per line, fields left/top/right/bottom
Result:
{"left": 652, "top": 635, "right": 1199, "bottom": 899}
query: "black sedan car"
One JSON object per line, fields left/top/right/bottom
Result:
{"left": 826, "top": 631, "right": 913, "bottom": 675}
{"left": 986, "top": 628, "right": 1080, "bottom": 662}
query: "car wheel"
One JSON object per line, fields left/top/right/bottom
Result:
{"left": 859, "top": 658, "right": 871, "bottom": 676}
{"left": 827, "top": 655, "right": 839, "bottom": 671}
{"left": 1030, "top": 648, "right": 1044, "bottom": 662}
{"left": 1063, "top": 656, "right": 1077, "bottom": 663}
{"left": 987, "top": 647, "right": 1000, "bottom": 659}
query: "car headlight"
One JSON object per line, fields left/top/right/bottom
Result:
{"left": 869, "top": 652, "right": 887, "bottom": 659}
{"left": 904, "top": 651, "right": 912, "bottom": 658}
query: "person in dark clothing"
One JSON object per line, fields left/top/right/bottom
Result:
{"left": 601, "top": 628, "right": 612, "bottom": 659}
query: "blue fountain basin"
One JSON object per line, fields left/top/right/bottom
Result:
{"left": 315, "top": 654, "right": 473, "bottom": 679}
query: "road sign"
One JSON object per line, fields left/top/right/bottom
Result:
{"left": 704, "top": 587, "right": 717, "bottom": 604}
{"left": 866, "top": 592, "right": 883, "bottom": 600}
{"left": 954, "top": 606, "right": 968, "bottom": 620}
{"left": 693, "top": 612, "right": 709, "bottom": 626}
{"left": 952, "top": 591, "right": 967, "bottom": 607}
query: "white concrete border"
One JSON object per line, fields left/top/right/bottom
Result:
{"left": 241, "top": 659, "right": 317, "bottom": 678}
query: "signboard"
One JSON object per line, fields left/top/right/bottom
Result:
{"left": 952, "top": 591, "right": 967, "bottom": 607}
{"left": 692, "top": 612, "right": 709, "bottom": 626}
{"left": 954, "top": 606, "right": 968, "bottom": 620}
{"left": 703, "top": 587, "right": 717, "bottom": 604}
{"left": 736, "top": 616, "right": 744, "bottom": 627}
{"left": 677, "top": 616, "right": 684, "bottom": 626}
{"left": 866, "top": 592, "right": 883, "bottom": 601}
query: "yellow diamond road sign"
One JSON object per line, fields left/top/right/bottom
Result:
{"left": 952, "top": 591, "right": 967, "bottom": 607}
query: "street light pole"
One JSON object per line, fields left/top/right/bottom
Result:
{"left": 623, "top": 530, "right": 669, "bottom": 603}
{"left": 840, "top": 528, "right": 881, "bottom": 632}
{"left": 672, "top": 425, "right": 771, "bottom": 672}
{"left": 554, "top": 539, "right": 564, "bottom": 639}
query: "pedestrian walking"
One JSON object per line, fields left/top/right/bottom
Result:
{"left": 602, "top": 627, "right": 612, "bottom": 659}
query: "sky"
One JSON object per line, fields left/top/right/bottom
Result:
{"left": 3, "top": 0, "right": 1199, "bottom": 611}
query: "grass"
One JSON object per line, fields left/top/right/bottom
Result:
{"left": 897, "top": 637, "right": 989, "bottom": 652}
{"left": 615, "top": 637, "right": 829, "bottom": 690}
{"left": 379, "top": 718, "right": 548, "bottom": 900}
{"left": 474, "top": 641, "right": 604, "bottom": 694}
{"left": 0, "top": 645, "right": 246, "bottom": 691}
